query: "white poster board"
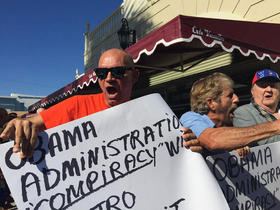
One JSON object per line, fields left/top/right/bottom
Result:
{"left": 206, "top": 142, "right": 280, "bottom": 210}
{"left": 0, "top": 94, "right": 229, "bottom": 210}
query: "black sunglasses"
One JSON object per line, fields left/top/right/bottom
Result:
{"left": 95, "top": 66, "right": 133, "bottom": 79}
{"left": 255, "top": 79, "right": 279, "bottom": 89}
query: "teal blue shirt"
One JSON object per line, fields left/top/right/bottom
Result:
{"left": 180, "top": 111, "right": 215, "bottom": 138}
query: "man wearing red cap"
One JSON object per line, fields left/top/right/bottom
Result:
{"left": 233, "top": 69, "right": 280, "bottom": 146}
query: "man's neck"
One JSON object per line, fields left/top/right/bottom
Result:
{"left": 252, "top": 100, "right": 280, "bottom": 120}
{"left": 257, "top": 103, "right": 277, "bottom": 114}
{"left": 261, "top": 104, "right": 280, "bottom": 119}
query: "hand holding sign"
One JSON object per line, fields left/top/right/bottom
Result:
{"left": 181, "top": 127, "right": 203, "bottom": 153}
{"left": 0, "top": 114, "right": 44, "bottom": 158}
{"left": 235, "top": 145, "right": 250, "bottom": 158}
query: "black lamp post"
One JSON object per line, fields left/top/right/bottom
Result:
{"left": 117, "top": 18, "right": 136, "bottom": 49}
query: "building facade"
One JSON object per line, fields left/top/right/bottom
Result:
{"left": 30, "top": 0, "right": 280, "bottom": 115}
{"left": 0, "top": 93, "right": 45, "bottom": 112}
{"left": 83, "top": 0, "right": 280, "bottom": 116}
{"left": 84, "top": 0, "right": 280, "bottom": 73}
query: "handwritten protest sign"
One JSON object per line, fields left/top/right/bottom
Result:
{"left": 207, "top": 142, "right": 280, "bottom": 210}
{"left": 0, "top": 94, "right": 229, "bottom": 210}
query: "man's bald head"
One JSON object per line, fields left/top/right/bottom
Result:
{"left": 97, "top": 48, "right": 139, "bottom": 107}
{"left": 98, "top": 48, "right": 134, "bottom": 69}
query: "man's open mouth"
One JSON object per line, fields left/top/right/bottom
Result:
{"left": 264, "top": 95, "right": 272, "bottom": 98}
{"left": 107, "top": 86, "right": 117, "bottom": 95}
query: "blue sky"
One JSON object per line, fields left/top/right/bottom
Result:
{"left": 0, "top": 0, "right": 123, "bottom": 96}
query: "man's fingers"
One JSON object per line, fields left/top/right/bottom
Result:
{"left": 0, "top": 120, "right": 15, "bottom": 139}
{"left": 237, "top": 150, "right": 244, "bottom": 158}
{"left": 0, "top": 119, "right": 21, "bottom": 153}
{"left": 14, "top": 120, "right": 24, "bottom": 153}
{"left": 189, "top": 146, "right": 203, "bottom": 153}
{"left": 236, "top": 146, "right": 250, "bottom": 159}
{"left": 1, "top": 118, "right": 38, "bottom": 159}
{"left": 183, "top": 139, "right": 200, "bottom": 147}
{"left": 181, "top": 127, "right": 200, "bottom": 149}
{"left": 181, "top": 127, "right": 192, "bottom": 134}
{"left": 27, "top": 124, "right": 38, "bottom": 158}
{"left": 243, "top": 146, "right": 250, "bottom": 157}
{"left": 182, "top": 132, "right": 196, "bottom": 140}
{"left": 237, "top": 149, "right": 242, "bottom": 156}
{"left": 182, "top": 127, "right": 196, "bottom": 141}
{"left": 21, "top": 121, "right": 38, "bottom": 158}
{"left": 21, "top": 120, "right": 32, "bottom": 157}
{"left": 23, "top": 120, "right": 31, "bottom": 140}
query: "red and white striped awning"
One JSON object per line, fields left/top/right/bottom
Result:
{"left": 28, "top": 70, "right": 98, "bottom": 112}
{"left": 29, "top": 15, "right": 280, "bottom": 112}
{"left": 126, "top": 15, "right": 280, "bottom": 67}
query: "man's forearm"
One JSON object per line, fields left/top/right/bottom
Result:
{"left": 199, "top": 120, "right": 280, "bottom": 151}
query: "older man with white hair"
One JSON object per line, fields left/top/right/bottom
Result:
{"left": 233, "top": 69, "right": 280, "bottom": 146}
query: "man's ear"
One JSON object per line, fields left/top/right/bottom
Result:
{"left": 251, "top": 86, "right": 254, "bottom": 96}
{"left": 132, "top": 69, "right": 140, "bottom": 84}
{"left": 206, "top": 97, "right": 216, "bottom": 111}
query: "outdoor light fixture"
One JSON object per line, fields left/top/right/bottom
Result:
{"left": 117, "top": 18, "right": 136, "bottom": 49}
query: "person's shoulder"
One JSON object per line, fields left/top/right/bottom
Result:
{"left": 233, "top": 103, "right": 258, "bottom": 127}
{"left": 180, "top": 111, "right": 214, "bottom": 137}
{"left": 180, "top": 111, "right": 206, "bottom": 124}
{"left": 234, "top": 103, "right": 255, "bottom": 114}
{"left": 180, "top": 111, "right": 201, "bottom": 120}
{"left": 236, "top": 103, "right": 252, "bottom": 109}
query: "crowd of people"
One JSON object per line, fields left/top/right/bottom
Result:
{"left": 0, "top": 48, "right": 280, "bottom": 208}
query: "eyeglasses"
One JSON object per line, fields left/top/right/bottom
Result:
{"left": 95, "top": 66, "right": 133, "bottom": 80}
